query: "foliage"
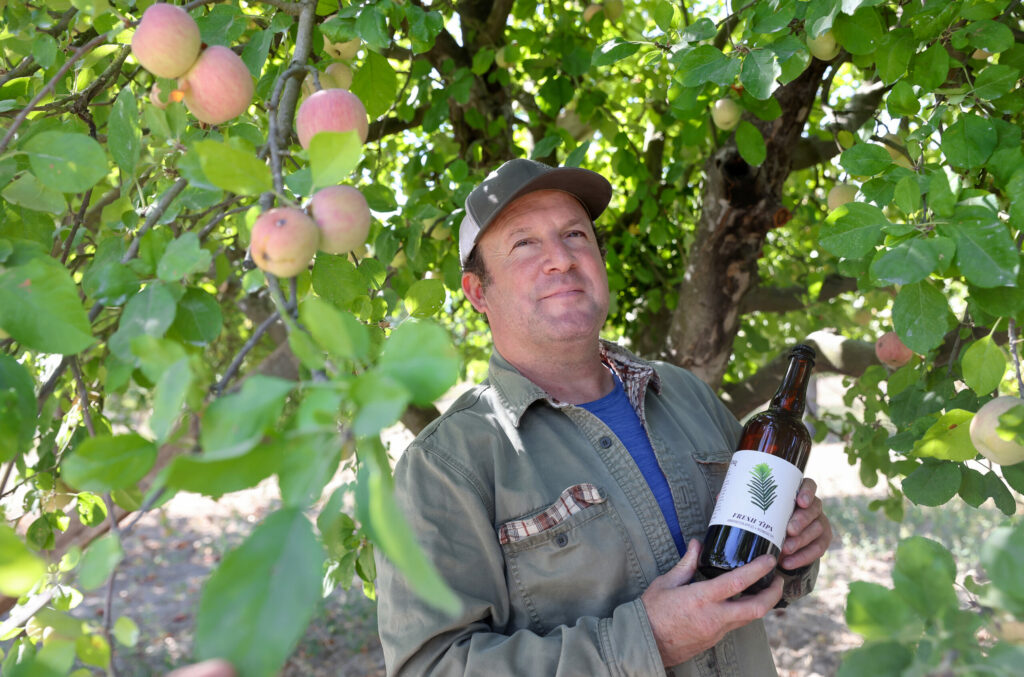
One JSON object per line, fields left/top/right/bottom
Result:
{"left": 0, "top": 0, "right": 1023, "bottom": 674}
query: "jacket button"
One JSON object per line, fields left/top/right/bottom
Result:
{"left": 599, "top": 436, "right": 612, "bottom": 448}
{"left": 555, "top": 533, "right": 569, "bottom": 547}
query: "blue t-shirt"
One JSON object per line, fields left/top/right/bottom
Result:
{"left": 580, "top": 373, "right": 686, "bottom": 556}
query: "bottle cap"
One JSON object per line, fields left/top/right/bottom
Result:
{"left": 789, "top": 343, "right": 816, "bottom": 364}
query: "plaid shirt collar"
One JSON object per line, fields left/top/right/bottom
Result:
{"left": 488, "top": 339, "right": 662, "bottom": 428}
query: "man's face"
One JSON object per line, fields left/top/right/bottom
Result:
{"left": 461, "top": 189, "right": 610, "bottom": 354}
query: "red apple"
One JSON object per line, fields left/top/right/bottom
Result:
{"left": 131, "top": 4, "right": 201, "bottom": 79}
{"left": 250, "top": 207, "right": 321, "bottom": 278}
{"left": 180, "top": 46, "right": 255, "bottom": 125}
{"left": 875, "top": 331, "right": 914, "bottom": 369}
{"left": 310, "top": 185, "right": 372, "bottom": 255}
{"left": 295, "top": 88, "right": 368, "bottom": 149}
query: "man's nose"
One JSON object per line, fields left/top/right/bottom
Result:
{"left": 542, "top": 238, "right": 575, "bottom": 272}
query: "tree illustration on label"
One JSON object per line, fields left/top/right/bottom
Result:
{"left": 747, "top": 462, "right": 778, "bottom": 513}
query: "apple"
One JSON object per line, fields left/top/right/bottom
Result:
{"left": 310, "top": 185, "right": 372, "bottom": 255}
{"left": 875, "top": 331, "right": 914, "bottom": 369}
{"left": 970, "top": 396, "right": 1024, "bottom": 466}
{"left": 131, "top": 3, "right": 201, "bottom": 79}
{"left": 250, "top": 207, "right": 321, "bottom": 278}
{"left": 604, "top": 0, "right": 624, "bottom": 21}
{"left": 806, "top": 30, "right": 840, "bottom": 61}
{"left": 0, "top": 326, "right": 9, "bottom": 340}
{"left": 711, "top": 98, "right": 741, "bottom": 131}
{"left": 295, "top": 88, "right": 369, "bottom": 148}
{"left": 495, "top": 45, "right": 512, "bottom": 68}
{"left": 324, "top": 36, "right": 361, "bottom": 61}
{"left": 583, "top": 4, "right": 603, "bottom": 22}
{"left": 971, "top": 49, "right": 993, "bottom": 60}
{"left": 827, "top": 183, "right": 858, "bottom": 210}
{"left": 179, "top": 46, "right": 255, "bottom": 125}
{"left": 882, "top": 133, "right": 914, "bottom": 169}
{"left": 325, "top": 61, "right": 353, "bottom": 89}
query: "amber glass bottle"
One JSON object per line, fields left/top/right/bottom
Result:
{"left": 697, "top": 344, "right": 816, "bottom": 594}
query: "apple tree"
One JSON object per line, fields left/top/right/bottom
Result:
{"left": 1, "top": 0, "right": 1024, "bottom": 674}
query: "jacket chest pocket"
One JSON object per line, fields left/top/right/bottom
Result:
{"left": 498, "top": 484, "right": 647, "bottom": 634}
{"left": 692, "top": 448, "right": 734, "bottom": 505}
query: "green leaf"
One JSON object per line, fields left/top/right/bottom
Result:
{"left": 150, "top": 358, "right": 192, "bottom": 443}
{"left": 62, "top": 434, "right": 158, "bottom": 493}
{"left": 355, "top": 5, "right": 389, "bottom": 51}
{"left": 358, "top": 448, "right": 460, "bottom": 615}
{"left": 0, "top": 354, "right": 37, "bottom": 463}
{"left": 961, "top": 336, "right": 1007, "bottom": 395}
{"left": 76, "top": 633, "right": 111, "bottom": 668}
{"left": 299, "top": 296, "right": 370, "bottom": 362}
{"left": 1, "top": 173, "right": 66, "bottom": 213}
{"left": 902, "top": 460, "right": 962, "bottom": 507}
{"left": 593, "top": 39, "right": 641, "bottom": 67}
{"left": 845, "top": 581, "right": 922, "bottom": 640}
{"left": 959, "top": 466, "right": 987, "bottom": 507}
{"left": 980, "top": 523, "right": 1024, "bottom": 601}
{"left": 892, "top": 281, "right": 955, "bottom": 353}
{"left": 677, "top": 45, "right": 738, "bottom": 86}
{"left": 311, "top": 253, "right": 366, "bottom": 311}
{"left": 739, "top": 49, "right": 779, "bottom": 100}
{"left": 308, "top": 130, "right": 363, "bottom": 190}
{"left": 985, "top": 471, "right": 1017, "bottom": 516}
{"left": 735, "top": 121, "right": 766, "bottom": 166}
{"left": 112, "top": 617, "right": 140, "bottom": 648}
{"left": 172, "top": 287, "right": 223, "bottom": 345}
{"left": 939, "top": 213, "right": 1019, "bottom": 288}
{"left": 201, "top": 376, "right": 294, "bottom": 459}
{"left": 82, "top": 238, "right": 140, "bottom": 305}
{"left": 892, "top": 537, "right": 958, "bottom": 619}
{"left": 351, "top": 50, "right": 397, "bottom": 120}
{"left": 819, "top": 202, "right": 887, "bottom": 259}
{"left": 195, "top": 509, "right": 325, "bottom": 677}
{"left": 875, "top": 28, "right": 915, "bottom": 84}
{"left": 840, "top": 143, "right": 893, "bottom": 176}
{"left": 404, "top": 278, "right": 447, "bottom": 318}
{"left": 0, "top": 525, "right": 46, "bottom": 596}
{"left": 831, "top": 7, "right": 885, "bottom": 56}
{"left": 869, "top": 237, "right": 942, "bottom": 285}
{"left": 157, "top": 232, "right": 212, "bottom": 282}
{"left": 378, "top": 319, "right": 459, "bottom": 406}
{"left": 108, "top": 283, "right": 177, "bottom": 358}
{"left": 24, "top": 131, "right": 107, "bottom": 193}
{"left": 910, "top": 42, "right": 950, "bottom": 90}
{"left": 165, "top": 441, "right": 281, "bottom": 497}
{"left": 886, "top": 80, "right": 920, "bottom": 118}
{"left": 0, "top": 256, "right": 94, "bottom": 354}
{"left": 836, "top": 642, "right": 912, "bottom": 677}
{"left": 352, "top": 371, "right": 411, "bottom": 437}
{"left": 956, "top": 19, "right": 1015, "bottom": 53}
{"left": 892, "top": 174, "right": 922, "bottom": 214}
{"left": 941, "top": 114, "right": 998, "bottom": 170}
{"left": 78, "top": 534, "right": 123, "bottom": 591}
{"left": 109, "top": 88, "right": 141, "bottom": 179}
{"left": 193, "top": 140, "right": 272, "bottom": 196}
{"left": 974, "top": 64, "right": 1021, "bottom": 100}
{"left": 912, "top": 410, "right": 976, "bottom": 461}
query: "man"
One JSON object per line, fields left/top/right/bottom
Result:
{"left": 375, "top": 159, "right": 832, "bottom": 676}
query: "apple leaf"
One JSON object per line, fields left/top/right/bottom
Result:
{"left": 309, "top": 130, "right": 362, "bottom": 189}
{"left": 961, "top": 336, "right": 1007, "bottom": 396}
{"left": 912, "top": 409, "right": 976, "bottom": 461}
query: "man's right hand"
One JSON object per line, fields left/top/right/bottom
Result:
{"left": 640, "top": 539, "right": 783, "bottom": 667}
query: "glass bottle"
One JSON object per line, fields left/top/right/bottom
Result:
{"left": 697, "top": 344, "right": 816, "bottom": 594}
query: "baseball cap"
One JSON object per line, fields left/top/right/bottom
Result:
{"left": 458, "top": 159, "right": 612, "bottom": 266}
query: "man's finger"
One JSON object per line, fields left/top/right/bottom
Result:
{"left": 702, "top": 553, "right": 777, "bottom": 601}
{"left": 663, "top": 539, "right": 702, "bottom": 587}
{"left": 796, "top": 478, "right": 818, "bottom": 508}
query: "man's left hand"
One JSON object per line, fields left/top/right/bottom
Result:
{"left": 780, "top": 477, "right": 832, "bottom": 571}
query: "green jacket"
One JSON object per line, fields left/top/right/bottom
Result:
{"left": 375, "top": 341, "right": 816, "bottom": 676}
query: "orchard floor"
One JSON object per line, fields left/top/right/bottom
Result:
{"left": 79, "top": 436, "right": 1010, "bottom": 677}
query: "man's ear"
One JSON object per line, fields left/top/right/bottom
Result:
{"left": 461, "top": 272, "right": 488, "bottom": 314}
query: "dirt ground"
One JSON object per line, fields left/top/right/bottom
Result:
{"left": 75, "top": 438, "right": 907, "bottom": 677}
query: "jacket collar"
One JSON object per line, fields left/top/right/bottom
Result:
{"left": 487, "top": 339, "right": 662, "bottom": 427}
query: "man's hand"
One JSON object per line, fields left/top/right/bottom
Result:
{"left": 640, "top": 540, "right": 783, "bottom": 667}
{"left": 780, "top": 477, "right": 832, "bottom": 571}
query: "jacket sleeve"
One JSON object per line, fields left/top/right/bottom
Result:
{"left": 374, "top": 442, "right": 667, "bottom": 677}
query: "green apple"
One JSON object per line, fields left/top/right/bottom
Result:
{"left": 970, "top": 396, "right": 1024, "bottom": 466}
{"left": 711, "top": 98, "right": 741, "bottom": 131}
{"left": 827, "top": 183, "right": 858, "bottom": 210}
{"left": 807, "top": 30, "right": 840, "bottom": 61}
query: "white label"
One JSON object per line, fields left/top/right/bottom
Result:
{"left": 707, "top": 450, "right": 804, "bottom": 549}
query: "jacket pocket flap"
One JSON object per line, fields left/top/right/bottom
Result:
{"left": 498, "top": 483, "right": 605, "bottom": 545}
{"left": 691, "top": 448, "right": 734, "bottom": 465}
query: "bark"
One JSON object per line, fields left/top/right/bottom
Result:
{"left": 665, "top": 58, "right": 832, "bottom": 390}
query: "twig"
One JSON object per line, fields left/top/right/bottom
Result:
{"left": 1009, "top": 320, "right": 1024, "bottom": 396}
{"left": 211, "top": 310, "right": 281, "bottom": 396}
{"left": 61, "top": 189, "right": 94, "bottom": 265}
{"left": 0, "top": 30, "right": 115, "bottom": 155}
{"left": 121, "top": 178, "right": 188, "bottom": 265}
{"left": 0, "top": 461, "right": 14, "bottom": 502}
{"left": 101, "top": 492, "right": 121, "bottom": 677}
{"left": 69, "top": 358, "right": 95, "bottom": 437}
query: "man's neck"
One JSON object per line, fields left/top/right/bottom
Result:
{"left": 496, "top": 338, "right": 613, "bottom": 405}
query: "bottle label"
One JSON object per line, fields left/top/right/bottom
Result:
{"left": 707, "top": 450, "right": 804, "bottom": 549}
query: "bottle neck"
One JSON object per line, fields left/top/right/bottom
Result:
{"left": 769, "top": 354, "right": 814, "bottom": 416}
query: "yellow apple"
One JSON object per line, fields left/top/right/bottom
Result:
{"left": 807, "top": 30, "right": 840, "bottom": 61}
{"left": 711, "top": 98, "right": 741, "bottom": 131}
{"left": 827, "top": 183, "right": 858, "bottom": 210}
{"left": 970, "top": 396, "right": 1024, "bottom": 466}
